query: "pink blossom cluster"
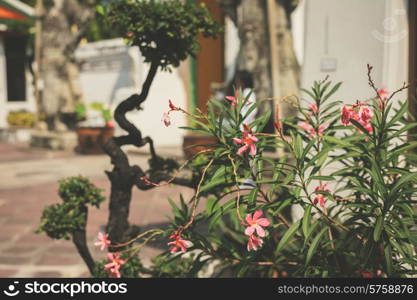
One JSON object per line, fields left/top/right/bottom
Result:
{"left": 94, "top": 232, "right": 126, "bottom": 278}
{"left": 104, "top": 253, "right": 126, "bottom": 278}
{"left": 341, "top": 102, "right": 373, "bottom": 134}
{"left": 313, "top": 183, "right": 332, "bottom": 207}
{"left": 244, "top": 210, "right": 270, "bottom": 251}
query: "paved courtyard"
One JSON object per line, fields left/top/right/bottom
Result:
{"left": 0, "top": 142, "right": 193, "bottom": 277}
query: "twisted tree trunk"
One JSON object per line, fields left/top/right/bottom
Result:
{"left": 103, "top": 62, "right": 159, "bottom": 245}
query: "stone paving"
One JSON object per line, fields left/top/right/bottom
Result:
{"left": 0, "top": 142, "right": 193, "bottom": 278}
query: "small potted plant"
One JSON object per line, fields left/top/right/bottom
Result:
{"left": 75, "top": 102, "right": 115, "bottom": 154}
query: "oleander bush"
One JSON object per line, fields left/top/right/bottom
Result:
{"left": 85, "top": 67, "right": 416, "bottom": 278}
{"left": 39, "top": 69, "right": 417, "bottom": 278}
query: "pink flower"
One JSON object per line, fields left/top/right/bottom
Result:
{"left": 378, "top": 88, "right": 389, "bottom": 100}
{"left": 359, "top": 105, "right": 373, "bottom": 123}
{"left": 162, "top": 112, "right": 171, "bottom": 127}
{"left": 104, "top": 253, "right": 126, "bottom": 278}
{"left": 314, "top": 183, "right": 331, "bottom": 207}
{"left": 225, "top": 89, "right": 239, "bottom": 106}
{"left": 245, "top": 210, "right": 270, "bottom": 237}
{"left": 298, "top": 122, "right": 326, "bottom": 137}
{"left": 341, "top": 105, "right": 358, "bottom": 126}
{"left": 308, "top": 102, "right": 318, "bottom": 114}
{"left": 94, "top": 232, "right": 111, "bottom": 251}
{"left": 233, "top": 131, "right": 258, "bottom": 156}
{"left": 341, "top": 104, "right": 373, "bottom": 133}
{"left": 247, "top": 234, "right": 264, "bottom": 251}
{"left": 168, "top": 236, "right": 193, "bottom": 254}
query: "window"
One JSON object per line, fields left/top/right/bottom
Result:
{"left": 5, "top": 35, "right": 27, "bottom": 102}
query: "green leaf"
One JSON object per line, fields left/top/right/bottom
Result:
{"left": 96, "top": 5, "right": 106, "bottom": 16}
{"left": 303, "top": 222, "right": 321, "bottom": 248}
{"left": 309, "top": 175, "right": 335, "bottom": 182}
{"left": 208, "top": 199, "right": 235, "bottom": 231}
{"left": 302, "top": 205, "right": 312, "bottom": 238}
{"left": 306, "top": 226, "right": 328, "bottom": 265}
{"left": 294, "top": 134, "right": 303, "bottom": 160}
{"left": 322, "top": 136, "right": 350, "bottom": 147}
{"left": 322, "top": 82, "right": 342, "bottom": 102}
{"left": 391, "top": 172, "right": 417, "bottom": 195}
{"left": 373, "top": 215, "right": 384, "bottom": 242}
{"left": 247, "top": 188, "right": 258, "bottom": 208}
{"left": 275, "top": 219, "right": 301, "bottom": 255}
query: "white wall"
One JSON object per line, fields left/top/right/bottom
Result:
{"left": 77, "top": 39, "right": 187, "bottom": 148}
{"left": 301, "top": 0, "right": 408, "bottom": 104}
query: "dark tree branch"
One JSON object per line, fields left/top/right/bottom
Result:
{"left": 71, "top": 208, "right": 95, "bottom": 275}
{"left": 103, "top": 61, "right": 160, "bottom": 245}
{"left": 73, "top": 230, "right": 95, "bottom": 274}
{"left": 113, "top": 62, "right": 159, "bottom": 152}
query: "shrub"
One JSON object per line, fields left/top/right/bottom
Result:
{"left": 37, "top": 176, "right": 105, "bottom": 240}
{"left": 7, "top": 111, "right": 36, "bottom": 128}
{"left": 146, "top": 68, "right": 417, "bottom": 278}
{"left": 100, "top": 0, "right": 221, "bottom": 70}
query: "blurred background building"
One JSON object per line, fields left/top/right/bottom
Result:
{"left": 0, "top": 0, "right": 34, "bottom": 131}
{"left": 0, "top": 0, "right": 414, "bottom": 149}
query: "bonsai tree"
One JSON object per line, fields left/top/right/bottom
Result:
{"left": 37, "top": 176, "right": 105, "bottom": 274}
{"left": 99, "top": 0, "right": 221, "bottom": 246}
{"left": 38, "top": 0, "right": 221, "bottom": 276}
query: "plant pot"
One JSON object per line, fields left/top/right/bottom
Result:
{"left": 182, "top": 134, "right": 219, "bottom": 160}
{"left": 76, "top": 126, "right": 114, "bottom": 154}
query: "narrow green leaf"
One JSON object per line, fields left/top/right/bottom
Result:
{"left": 302, "top": 205, "right": 312, "bottom": 238}
{"left": 306, "top": 226, "right": 328, "bottom": 265}
{"left": 373, "top": 215, "right": 384, "bottom": 242}
{"left": 275, "top": 219, "right": 301, "bottom": 255}
{"left": 322, "top": 82, "right": 342, "bottom": 102}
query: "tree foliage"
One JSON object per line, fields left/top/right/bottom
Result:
{"left": 100, "top": 0, "right": 221, "bottom": 70}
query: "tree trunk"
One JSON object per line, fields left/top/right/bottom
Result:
{"left": 104, "top": 62, "right": 159, "bottom": 246}
{"left": 41, "top": 0, "right": 95, "bottom": 131}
